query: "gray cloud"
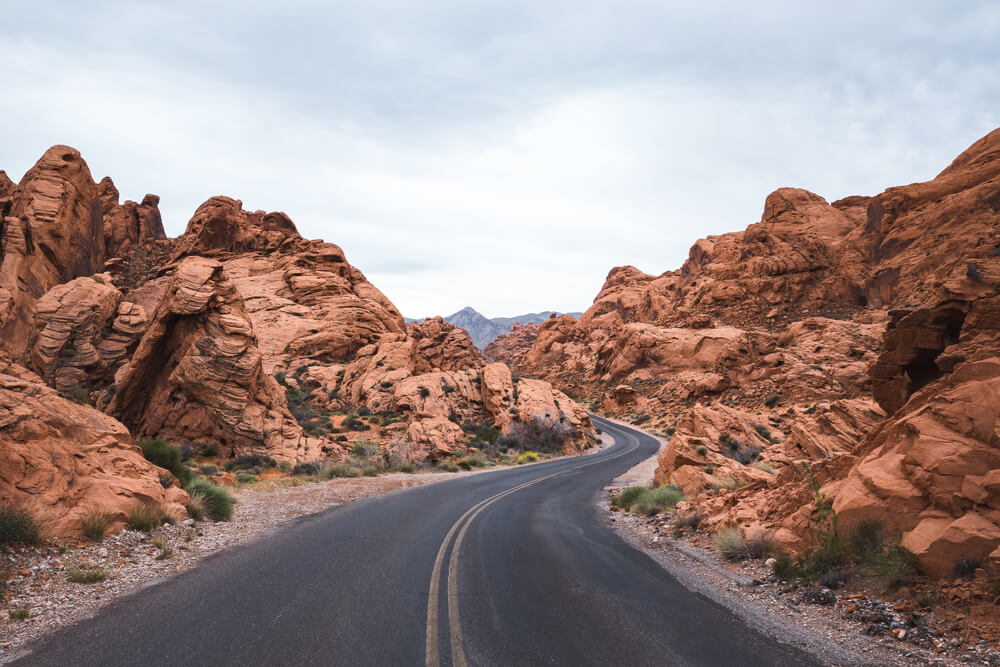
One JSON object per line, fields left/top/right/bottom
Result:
{"left": 1, "top": 2, "right": 997, "bottom": 317}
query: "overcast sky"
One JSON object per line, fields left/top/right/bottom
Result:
{"left": 2, "top": 2, "right": 998, "bottom": 317}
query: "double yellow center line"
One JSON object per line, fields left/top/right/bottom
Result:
{"left": 424, "top": 423, "right": 638, "bottom": 667}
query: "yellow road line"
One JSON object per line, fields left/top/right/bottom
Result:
{"left": 426, "top": 422, "right": 640, "bottom": 666}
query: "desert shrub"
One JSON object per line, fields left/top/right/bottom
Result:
{"left": 342, "top": 418, "right": 369, "bottom": 431}
{"left": 696, "top": 445, "right": 708, "bottom": 456}
{"left": 517, "top": 451, "right": 539, "bottom": 464}
{"left": 418, "top": 386, "right": 430, "bottom": 398}
{"left": 197, "top": 442, "right": 218, "bottom": 457}
{"left": 754, "top": 424, "right": 772, "bottom": 441}
{"left": 184, "top": 479, "right": 233, "bottom": 521}
{"left": 442, "top": 384, "right": 456, "bottom": 394}
{"left": 64, "top": 383, "right": 90, "bottom": 404}
{"left": 292, "top": 462, "right": 321, "bottom": 476}
{"left": 0, "top": 506, "right": 40, "bottom": 545}
{"left": 139, "top": 438, "right": 192, "bottom": 486}
{"left": 438, "top": 460, "right": 459, "bottom": 472}
{"left": 394, "top": 463, "right": 415, "bottom": 474}
{"left": 186, "top": 490, "right": 207, "bottom": 521}
{"left": 504, "top": 413, "right": 578, "bottom": 453}
{"left": 322, "top": 463, "right": 360, "bottom": 479}
{"left": 751, "top": 462, "right": 775, "bottom": 474}
{"left": 199, "top": 464, "right": 218, "bottom": 476}
{"left": 286, "top": 385, "right": 333, "bottom": 435}
{"left": 613, "top": 486, "right": 649, "bottom": 510}
{"left": 66, "top": 560, "right": 108, "bottom": 584}
{"left": 869, "top": 546, "right": 916, "bottom": 589}
{"left": 632, "top": 413, "right": 650, "bottom": 425}
{"left": 351, "top": 440, "right": 380, "bottom": 458}
{"left": 128, "top": 502, "right": 171, "bottom": 531}
{"left": 157, "top": 472, "right": 174, "bottom": 489}
{"left": 685, "top": 512, "right": 703, "bottom": 530}
{"left": 953, "top": 558, "right": 980, "bottom": 579}
{"left": 61, "top": 344, "right": 78, "bottom": 358}
{"left": 716, "top": 526, "right": 747, "bottom": 561}
{"left": 357, "top": 406, "right": 371, "bottom": 416}
{"left": 708, "top": 476, "right": 743, "bottom": 491}
{"left": 279, "top": 461, "right": 292, "bottom": 473}
{"left": 81, "top": 510, "right": 115, "bottom": 541}
{"left": 457, "top": 453, "right": 487, "bottom": 470}
{"left": 360, "top": 465, "right": 379, "bottom": 477}
{"left": 226, "top": 454, "right": 275, "bottom": 471}
{"left": 8, "top": 608, "right": 29, "bottom": 620}
{"left": 849, "top": 518, "right": 885, "bottom": 559}
{"left": 235, "top": 471, "right": 260, "bottom": 484}
{"left": 771, "top": 554, "right": 801, "bottom": 580}
{"left": 744, "top": 529, "right": 776, "bottom": 559}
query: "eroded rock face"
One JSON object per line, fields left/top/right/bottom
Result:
{"left": 106, "top": 257, "right": 307, "bottom": 461}
{"left": 0, "top": 356, "right": 187, "bottom": 535}
{"left": 0, "top": 146, "right": 106, "bottom": 355}
{"left": 406, "top": 317, "right": 483, "bottom": 371}
{"left": 536, "top": 128, "right": 1000, "bottom": 577}
{"left": 483, "top": 321, "right": 539, "bottom": 366}
{"left": 830, "top": 260, "right": 1000, "bottom": 577}
{"left": 99, "top": 177, "right": 166, "bottom": 258}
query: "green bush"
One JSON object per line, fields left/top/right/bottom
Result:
{"left": 235, "top": 471, "right": 260, "bottom": 484}
{"left": 0, "top": 506, "right": 40, "bottom": 545}
{"left": 199, "top": 464, "right": 218, "bottom": 476}
{"left": 438, "top": 460, "right": 459, "bottom": 473}
{"left": 81, "top": 510, "right": 115, "bottom": 541}
{"left": 184, "top": 479, "right": 233, "bottom": 521}
{"left": 139, "top": 438, "right": 192, "bottom": 486}
{"left": 66, "top": 560, "right": 108, "bottom": 584}
{"left": 292, "top": 462, "right": 320, "bottom": 476}
{"left": 8, "top": 608, "right": 29, "bottom": 620}
{"left": 322, "top": 463, "right": 361, "bottom": 479}
{"left": 613, "top": 484, "right": 685, "bottom": 515}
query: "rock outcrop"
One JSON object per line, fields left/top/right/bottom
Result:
{"left": 0, "top": 355, "right": 187, "bottom": 535}
{"left": 106, "top": 257, "right": 308, "bottom": 462}
{"left": 28, "top": 273, "right": 145, "bottom": 398}
{"left": 520, "top": 128, "right": 1000, "bottom": 578}
{"left": 484, "top": 321, "right": 540, "bottom": 366}
{"left": 0, "top": 146, "right": 106, "bottom": 355}
{"left": 99, "top": 177, "right": 166, "bottom": 258}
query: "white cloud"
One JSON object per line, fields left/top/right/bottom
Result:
{"left": 0, "top": 2, "right": 997, "bottom": 317}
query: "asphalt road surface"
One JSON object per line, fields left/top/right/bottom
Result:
{"left": 16, "top": 416, "right": 819, "bottom": 666}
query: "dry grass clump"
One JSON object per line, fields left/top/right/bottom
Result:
{"left": 0, "top": 505, "right": 40, "bottom": 545}
{"left": 127, "top": 502, "right": 173, "bottom": 531}
{"left": 715, "top": 526, "right": 747, "bottom": 561}
{"left": 81, "top": 510, "right": 116, "bottom": 541}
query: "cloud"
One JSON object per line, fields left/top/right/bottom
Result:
{"left": 0, "top": 1, "right": 997, "bottom": 317}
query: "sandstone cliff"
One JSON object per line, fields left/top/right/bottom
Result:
{"left": 521, "top": 128, "right": 1000, "bottom": 578}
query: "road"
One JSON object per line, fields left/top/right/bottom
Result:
{"left": 15, "top": 416, "right": 819, "bottom": 666}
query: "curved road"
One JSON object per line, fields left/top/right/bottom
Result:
{"left": 16, "top": 417, "right": 818, "bottom": 666}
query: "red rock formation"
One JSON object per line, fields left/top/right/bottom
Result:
{"left": 99, "top": 177, "right": 166, "bottom": 258}
{"left": 483, "top": 321, "right": 539, "bottom": 366}
{"left": 106, "top": 257, "right": 308, "bottom": 462}
{"left": 0, "top": 355, "right": 187, "bottom": 535}
{"left": 28, "top": 273, "right": 145, "bottom": 397}
{"left": 406, "top": 316, "right": 483, "bottom": 371}
{"left": 0, "top": 146, "right": 106, "bottom": 355}
{"left": 526, "top": 128, "right": 1000, "bottom": 578}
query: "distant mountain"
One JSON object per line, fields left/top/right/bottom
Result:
{"left": 406, "top": 306, "right": 583, "bottom": 349}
